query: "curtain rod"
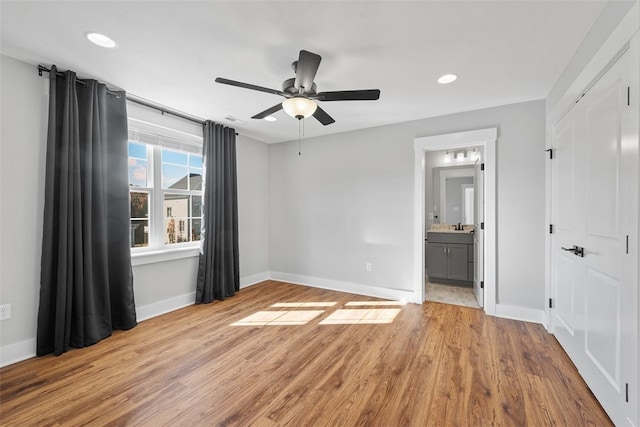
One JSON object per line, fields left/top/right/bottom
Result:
{"left": 37, "top": 65, "right": 238, "bottom": 134}
{"left": 126, "top": 94, "right": 205, "bottom": 126}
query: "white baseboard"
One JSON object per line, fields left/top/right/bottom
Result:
{"left": 240, "top": 271, "right": 270, "bottom": 289}
{"left": 269, "top": 271, "right": 416, "bottom": 303}
{"left": 137, "top": 271, "right": 272, "bottom": 321}
{"left": 0, "top": 338, "right": 36, "bottom": 368}
{"left": 495, "top": 303, "right": 545, "bottom": 324}
{"left": 136, "top": 292, "right": 196, "bottom": 322}
{"left": 542, "top": 310, "right": 551, "bottom": 332}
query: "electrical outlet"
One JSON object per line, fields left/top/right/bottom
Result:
{"left": 366, "top": 262, "right": 372, "bottom": 272}
{"left": 0, "top": 304, "right": 11, "bottom": 320}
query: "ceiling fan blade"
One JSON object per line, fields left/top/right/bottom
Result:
{"left": 314, "top": 89, "right": 381, "bottom": 101}
{"left": 312, "top": 105, "right": 335, "bottom": 126}
{"left": 294, "top": 50, "right": 321, "bottom": 93}
{"left": 215, "top": 77, "right": 286, "bottom": 97}
{"left": 251, "top": 103, "right": 283, "bottom": 119}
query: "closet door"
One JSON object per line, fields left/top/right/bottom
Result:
{"left": 551, "top": 43, "right": 638, "bottom": 426}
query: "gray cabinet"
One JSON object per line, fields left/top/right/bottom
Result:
{"left": 426, "top": 243, "right": 448, "bottom": 279}
{"left": 426, "top": 232, "right": 473, "bottom": 285}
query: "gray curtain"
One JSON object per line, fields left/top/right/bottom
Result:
{"left": 37, "top": 66, "right": 137, "bottom": 357}
{"left": 196, "top": 121, "right": 239, "bottom": 303}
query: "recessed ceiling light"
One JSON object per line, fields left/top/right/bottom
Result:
{"left": 438, "top": 74, "right": 457, "bottom": 84}
{"left": 264, "top": 116, "right": 277, "bottom": 122}
{"left": 85, "top": 32, "right": 117, "bottom": 48}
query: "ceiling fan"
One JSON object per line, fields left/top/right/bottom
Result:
{"left": 215, "top": 49, "right": 381, "bottom": 125}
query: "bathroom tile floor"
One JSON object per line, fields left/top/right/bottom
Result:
{"left": 425, "top": 280, "right": 480, "bottom": 309}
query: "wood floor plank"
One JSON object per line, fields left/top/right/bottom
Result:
{"left": 0, "top": 280, "right": 612, "bottom": 426}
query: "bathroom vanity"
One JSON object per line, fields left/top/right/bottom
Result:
{"left": 426, "top": 231, "right": 474, "bottom": 285}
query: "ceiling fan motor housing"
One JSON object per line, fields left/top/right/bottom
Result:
{"left": 282, "top": 77, "right": 316, "bottom": 96}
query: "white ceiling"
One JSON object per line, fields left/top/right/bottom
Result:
{"left": 0, "top": 1, "right": 613, "bottom": 143}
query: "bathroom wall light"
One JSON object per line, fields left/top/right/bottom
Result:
{"left": 466, "top": 149, "right": 475, "bottom": 160}
{"left": 443, "top": 151, "right": 452, "bottom": 163}
{"left": 456, "top": 151, "right": 465, "bottom": 161}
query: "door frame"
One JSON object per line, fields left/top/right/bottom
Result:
{"left": 413, "top": 128, "right": 497, "bottom": 314}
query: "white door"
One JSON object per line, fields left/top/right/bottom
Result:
{"left": 551, "top": 44, "right": 638, "bottom": 426}
{"left": 473, "top": 154, "right": 484, "bottom": 308}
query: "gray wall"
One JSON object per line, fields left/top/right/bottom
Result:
{"left": 0, "top": 54, "right": 47, "bottom": 350}
{"left": 0, "top": 54, "right": 270, "bottom": 362}
{"left": 270, "top": 99, "right": 546, "bottom": 308}
{"left": 237, "top": 134, "right": 270, "bottom": 279}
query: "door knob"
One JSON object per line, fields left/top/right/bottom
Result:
{"left": 561, "top": 245, "right": 584, "bottom": 257}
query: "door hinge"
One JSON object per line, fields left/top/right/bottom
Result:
{"left": 625, "top": 383, "right": 629, "bottom": 402}
{"left": 549, "top": 224, "right": 553, "bottom": 234}
{"left": 626, "top": 235, "right": 629, "bottom": 254}
{"left": 480, "top": 222, "right": 484, "bottom": 230}
{"left": 549, "top": 298, "right": 553, "bottom": 309}
{"left": 628, "top": 87, "right": 630, "bottom": 106}
{"left": 480, "top": 163, "right": 485, "bottom": 171}
{"left": 545, "top": 148, "right": 553, "bottom": 159}
{"left": 480, "top": 281, "right": 484, "bottom": 289}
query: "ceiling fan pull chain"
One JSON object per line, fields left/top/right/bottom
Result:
{"left": 298, "top": 118, "right": 302, "bottom": 156}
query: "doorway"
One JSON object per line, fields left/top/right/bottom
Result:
{"left": 425, "top": 151, "right": 480, "bottom": 308}
{"left": 413, "top": 128, "right": 497, "bottom": 315}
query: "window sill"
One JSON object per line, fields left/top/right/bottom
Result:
{"left": 131, "top": 246, "right": 200, "bottom": 266}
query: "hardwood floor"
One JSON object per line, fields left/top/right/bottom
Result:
{"left": 0, "top": 280, "right": 611, "bottom": 426}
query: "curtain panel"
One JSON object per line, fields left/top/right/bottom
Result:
{"left": 37, "top": 66, "right": 137, "bottom": 356}
{"left": 195, "top": 121, "right": 239, "bottom": 303}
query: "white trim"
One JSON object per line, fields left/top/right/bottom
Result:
{"left": 131, "top": 246, "right": 199, "bottom": 266}
{"left": 270, "top": 271, "right": 416, "bottom": 303}
{"left": 548, "top": 1, "right": 639, "bottom": 124}
{"left": 240, "top": 271, "right": 270, "bottom": 289}
{"left": 136, "top": 292, "right": 196, "bottom": 322}
{"left": 0, "top": 338, "right": 36, "bottom": 368}
{"left": 413, "top": 128, "right": 498, "bottom": 313}
{"left": 128, "top": 117, "right": 203, "bottom": 149}
{"left": 495, "top": 304, "right": 545, "bottom": 325}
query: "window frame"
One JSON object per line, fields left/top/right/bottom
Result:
{"left": 127, "top": 119, "right": 203, "bottom": 264}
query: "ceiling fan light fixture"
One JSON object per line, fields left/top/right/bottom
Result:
{"left": 437, "top": 73, "right": 457, "bottom": 84}
{"left": 282, "top": 97, "right": 317, "bottom": 119}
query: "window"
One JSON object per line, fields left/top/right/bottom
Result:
{"left": 128, "top": 142, "right": 151, "bottom": 248}
{"left": 161, "top": 148, "right": 202, "bottom": 244}
{"left": 127, "top": 128, "right": 203, "bottom": 251}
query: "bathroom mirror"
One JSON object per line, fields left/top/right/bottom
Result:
{"left": 432, "top": 166, "right": 475, "bottom": 225}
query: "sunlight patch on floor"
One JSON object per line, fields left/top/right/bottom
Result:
{"left": 270, "top": 302, "right": 337, "bottom": 308}
{"left": 231, "top": 310, "right": 325, "bottom": 326}
{"left": 345, "top": 301, "right": 406, "bottom": 306}
{"left": 319, "top": 308, "right": 401, "bottom": 325}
